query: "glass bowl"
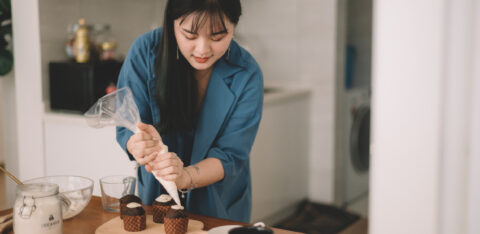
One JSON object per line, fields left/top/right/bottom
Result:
{"left": 23, "top": 175, "right": 94, "bottom": 219}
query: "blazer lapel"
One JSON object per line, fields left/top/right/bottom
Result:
{"left": 190, "top": 60, "right": 238, "bottom": 165}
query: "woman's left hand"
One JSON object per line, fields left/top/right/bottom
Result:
{"left": 147, "top": 152, "right": 187, "bottom": 187}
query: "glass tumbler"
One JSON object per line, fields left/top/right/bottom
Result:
{"left": 99, "top": 175, "right": 136, "bottom": 212}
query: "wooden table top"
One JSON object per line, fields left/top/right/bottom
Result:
{"left": 0, "top": 196, "right": 300, "bottom": 234}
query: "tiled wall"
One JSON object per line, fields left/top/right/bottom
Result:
{"left": 236, "top": 0, "right": 336, "bottom": 85}
{"left": 235, "top": 0, "right": 298, "bottom": 84}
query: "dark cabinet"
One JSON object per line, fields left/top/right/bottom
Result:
{"left": 49, "top": 61, "right": 122, "bottom": 113}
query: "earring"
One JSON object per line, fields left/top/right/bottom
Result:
{"left": 227, "top": 47, "right": 231, "bottom": 60}
{"left": 176, "top": 46, "right": 179, "bottom": 60}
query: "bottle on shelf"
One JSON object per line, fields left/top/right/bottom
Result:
{"left": 74, "top": 18, "right": 90, "bottom": 63}
{"left": 100, "top": 41, "right": 117, "bottom": 61}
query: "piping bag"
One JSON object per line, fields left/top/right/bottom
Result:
{"left": 84, "top": 87, "right": 181, "bottom": 206}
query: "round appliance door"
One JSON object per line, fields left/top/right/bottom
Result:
{"left": 350, "top": 106, "right": 370, "bottom": 172}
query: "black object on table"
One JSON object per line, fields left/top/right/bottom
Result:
{"left": 229, "top": 225, "right": 274, "bottom": 234}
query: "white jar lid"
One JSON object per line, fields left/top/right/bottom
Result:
{"left": 16, "top": 183, "right": 59, "bottom": 198}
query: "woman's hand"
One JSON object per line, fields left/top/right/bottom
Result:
{"left": 126, "top": 122, "right": 164, "bottom": 166}
{"left": 148, "top": 151, "right": 190, "bottom": 189}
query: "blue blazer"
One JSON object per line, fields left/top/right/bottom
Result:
{"left": 116, "top": 28, "right": 263, "bottom": 222}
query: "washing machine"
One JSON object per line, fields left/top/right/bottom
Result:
{"left": 343, "top": 87, "right": 370, "bottom": 211}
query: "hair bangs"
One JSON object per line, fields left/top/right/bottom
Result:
{"left": 182, "top": 7, "right": 228, "bottom": 35}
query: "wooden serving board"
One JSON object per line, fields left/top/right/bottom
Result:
{"left": 95, "top": 215, "right": 206, "bottom": 234}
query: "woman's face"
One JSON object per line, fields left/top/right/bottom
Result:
{"left": 174, "top": 13, "right": 234, "bottom": 71}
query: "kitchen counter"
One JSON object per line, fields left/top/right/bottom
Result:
{"left": 43, "top": 85, "right": 312, "bottom": 122}
{"left": 0, "top": 196, "right": 300, "bottom": 233}
{"left": 263, "top": 86, "right": 311, "bottom": 106}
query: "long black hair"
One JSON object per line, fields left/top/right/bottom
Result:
{"left": 155, "top": 0, "right": 242, "bottom": 134}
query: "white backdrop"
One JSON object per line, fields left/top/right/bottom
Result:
{"left": 371, "top": 0, "right": 480, "bottom": 233}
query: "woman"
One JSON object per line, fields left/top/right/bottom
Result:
{"left": 116, "top": 0, "right": 263, "bottom": 222}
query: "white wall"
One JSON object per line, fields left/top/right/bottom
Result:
{"left": 11, "top": 0, "right": 44, "bottom": 184}
{"left": 299, "top": 0, "right": 337, "bottom": 204}
{"left": 439, "top": 0, "right": 479, "bottom": 233}
{"left": 371, "top": 0, "right": 480, "bottom": 233}
{"left": 466, "top": 2, "right": 480, "bottom": 232}
{"left": 371, "top": 0, "right": 445, "bottom": 232}
{"left": 334, "top": 0, "right": 348, "bottom": 207}
{"left": 0, "top": 71, "right": 18, "bottom": 207}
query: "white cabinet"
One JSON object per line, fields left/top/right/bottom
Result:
{"left": 250, "top": 88, "right": 311, "bottom": 223}
{"left": 43, "top": 113, "right": 136, "bottom": 196}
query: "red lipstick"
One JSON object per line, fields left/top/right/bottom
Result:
{"left": 194, "top": 56, "right": 209, "bottom": 63}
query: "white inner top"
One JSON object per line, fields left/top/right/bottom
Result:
{"left": 155, "top": 194, "right": 172, "bottom": 203}
{"left": 126, "top": 202, "right": 142, "bottom": 208}
{"left": 171, "top": 205, "right": 184, "bottom": 210}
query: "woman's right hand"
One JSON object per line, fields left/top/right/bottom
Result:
{"left": 126, "top": 122, "right": 164, "bottom": 166}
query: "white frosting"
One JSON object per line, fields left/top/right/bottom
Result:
{"left": 126, "top": 202, "right": 142, "bottom": 208}
{"left": 155, "top": 194, "right": 172, "bottom": 203}
{"left": 171, "top": 205, "right": 184, "bottom": 210}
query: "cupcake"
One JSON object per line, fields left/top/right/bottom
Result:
{"left": 120, "top": 194, "right": 142, "bottom": 219}
{"left": 152, "top": 194, "right": 176, "bottom": 223}
{"left": 164, "top": 205, "right": 188, "bottom": 234}
{"left": 123, "top": 202, "right": 146, "bottom": 232}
